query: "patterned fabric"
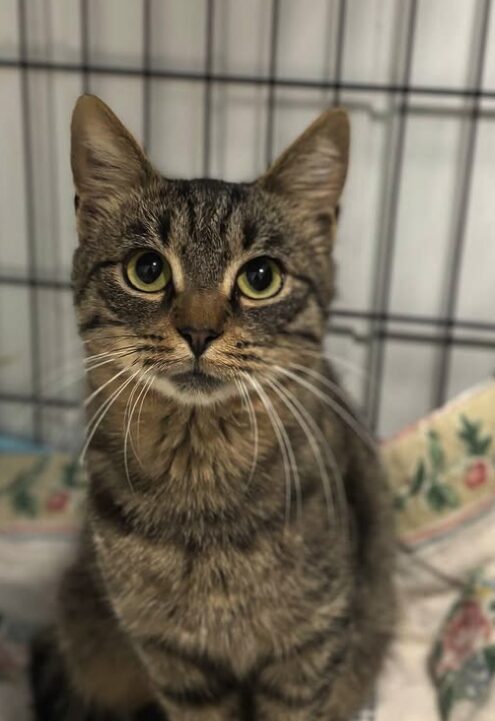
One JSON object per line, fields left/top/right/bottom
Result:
{"left": 0, "top": 380, "right": 495, "bottom": 720}
{"left": 0, "top": 455, "right": 86, "bottom": 530}
{"left": 383, "top": 382, "right": 495, "bottom": 548}
{"left": 429, "top": 573, "right": 495, "bottom": 721}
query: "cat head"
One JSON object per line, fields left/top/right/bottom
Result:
{"left": 71, "top": 95, "right": 349, "bottom": 405}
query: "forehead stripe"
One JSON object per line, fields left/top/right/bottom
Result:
{"left": 158, "top": 211, "right": 171, "bottom": 246}
{"left": 242, "top": 218, "right": 258, "bottom": 249}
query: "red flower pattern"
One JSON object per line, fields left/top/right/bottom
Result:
{"left": 46, "top": 490, "right": 70, "bottom": 512}
{"left": 464, "top": 460, "right": 489, "bottom": 490}
{"left": 436, "top": 600, "right": 492, "bottom": 676}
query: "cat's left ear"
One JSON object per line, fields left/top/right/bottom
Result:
{"left": 71, "top": 94, "right": 152, "bottom": 211}
{"left": 259, "top": 108, "right": 349, "bottom": 216}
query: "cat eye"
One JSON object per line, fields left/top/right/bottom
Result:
{"left": 237, "top": 257, "right": 283, "bottom": 300}
{"left": 125, "top": 250, "right": 171, "bottom": 293}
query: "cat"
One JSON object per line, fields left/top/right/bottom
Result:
{"left": 30, "top": 95, "right": 396, "bottom": 721}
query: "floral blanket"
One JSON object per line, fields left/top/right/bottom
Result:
{"left": 1, "top": 380, "right": 495, "bottom": 721}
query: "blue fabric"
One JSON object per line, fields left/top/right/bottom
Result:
{"left": 0, "top": 435, "right": 47, "bottom": 454}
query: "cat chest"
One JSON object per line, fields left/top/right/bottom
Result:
{"left": 93, "top": 523, "right": 314, "bottom": 669}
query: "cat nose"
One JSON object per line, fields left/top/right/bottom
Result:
{"left": 176, "top": 327, "right": 221, "bottom": 358}
{"left": 173, "top": 289, "right": 228, "bottom": 358}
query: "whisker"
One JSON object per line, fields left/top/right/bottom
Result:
{"left": 123, "top": 371, "right": 148, "bottom": 492}
{"left": 31, "top": 350, "right": 135, "bottom": 408}
{"left": 83, "top": 350, "right": 130, "bottom": 363}
{"left": 134, "top": 371, "right": 156, "bottom": 466}
{"left": 243, "top": 374, "right": 292, "bottom": 527}
{"left": 289, "top": 361, "right": 376, "bottom": 439}
{"left": 84, "top": 367, "right": 129, "bottom": 407}
{"left": 79, "top": 367, "right": 140, "bottom": 465}
{"left": 126, "top": 367, "right": 154, "bottom": 473}
{"left": 245, "top": 374, "right": 301, "bottom": 526}
{"left": 236, "top": 378, "right": 259, "bottom": 486}
{"left": 85, "top": 350, "right": 137, "bottom": 373}
{"left": 264, "top": 375, "right": 335, "bottom": 524}
{"left": 246, "top": 338, "right": 367, "bottom": 378}
{"left": 263, "top": 383, "right": 302, "bottom": 524}
{"left": 288, "top": 362, "right": 364, "bottom": 411}
{"left": 84, "top": 346, "right": 144, "bottom": 366}
{"left": 297, "top": 348, "right": 367, "bottom": 378}
{"left": 274, "top": 366, "right": 377, "bottom": 455}
{"left": 265, "top": 374, "right": 349, "bottom": 542}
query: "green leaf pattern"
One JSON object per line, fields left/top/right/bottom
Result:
{"left": 0, "top": 455, "right": 86, "bottom": 518}
{"left": 395, "top": 415, "right": 494, "bottom": 515}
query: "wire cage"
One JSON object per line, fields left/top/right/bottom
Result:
{"left": 0, "top": 0, "right": 494, "bottom": 449}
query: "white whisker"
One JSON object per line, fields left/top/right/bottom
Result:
{"left": 289, "top": 362, "right": 362, "bottom": 411}
{"left": 127, "top": 368, "right": 154, "bottom": 472}
{"left": 243, "top": 374, "right": 292, "bottom": 527}
{"left": 84, "top": 350, "right": 135, "bottom": 372}
{"left": 274, "top": 366, "right": 377, "bottom": 455}
{"left": 84, "top": 367, "right": 129, "bottom": 407}
{"left": 299, "top": 348, "right": 367, "bottom": 378}
{"left": 135, "top": 372, "right": 155, "bottom": 464}
{"left": 83, "top": 345, "right": 139, "bottom": 365}
{"left": 265, "top": 340, "right": 367, "bottom": 378}
{"left": 245, "top": 374, "right": 301, "bottom": 526}
{"left": 236, "top": 378, "right": 259, "bottom": 486}
{"left": 79, "top": 368, "right": 140, "bottom": 465}
{"left": 123, "top": 372, "right": 147, "bottom": 492}
{"left": 265, "top": 374, "right": 349, "bottom": 542}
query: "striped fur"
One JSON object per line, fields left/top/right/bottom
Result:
{"left": 31, "top": 96, "right": 396, "bottom": 721}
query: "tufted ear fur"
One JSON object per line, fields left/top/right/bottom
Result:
{"left": 71, "top": 94, "right": 152, "bottom": 215}
{"left": 259, "top": 108, "right": 350, "bottom": 216}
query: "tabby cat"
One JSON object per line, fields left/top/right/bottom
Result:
{"left": 30, "top": 95, "right": 396, "bottom": 721}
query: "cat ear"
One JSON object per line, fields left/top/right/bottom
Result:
{"left": 71, "top": 94, "right": 151, "bottom": 208}
{"left": 259, "top": 108, "right": 349, "bottom": 214}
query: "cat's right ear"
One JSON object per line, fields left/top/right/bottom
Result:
{"left": 258, "top": 108, "right": 349, "bottom": 218}
{"left": 71, "top": 95, "right": 151, "bottom": 214}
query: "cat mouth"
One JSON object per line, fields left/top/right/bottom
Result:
{"left": 170, "top": 369, "right": 225, "bottom": 393}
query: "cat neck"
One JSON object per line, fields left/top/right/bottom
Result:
{"left": 86, "top": 379, "right": 278, "bottom": 508}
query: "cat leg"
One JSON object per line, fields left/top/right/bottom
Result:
{"left": 30, "top": 558, "right": 161, "bottom": 721}
{"left": 254, "top": 638, "right": 350, "bottom": 721}
{"left": 157, "top": 697, "right": 240, "bottom": 721}
{"left": 30, "top": 628, "right": 161, "bottom": 721}
{"left": 135, "top": 639, "right": 242, "bottom": 721}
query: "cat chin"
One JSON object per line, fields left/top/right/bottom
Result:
{"left": 152, "top": 374, "right": 238, "bottom": 407}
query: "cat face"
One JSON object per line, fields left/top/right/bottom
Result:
{"left": 71, "top": 96, "right": 349, "bottom": 405}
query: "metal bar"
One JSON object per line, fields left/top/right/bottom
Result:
{"left": 2, "top": 56, "right": 495, "bottom": 100}
{"left": 80, "top": 0, "right": 90, "bottom": 93}
{"left": 365, "top": 0, "right": 418, "bottom": 431}
{"left": 330, "top": 309, "right": 495, "bottom": 333}
{"left": 142, "top": 0, "right": 152, "bottom": 153}
{"left": 333, "top": 0, "right": 346, "bottom": 106}
{"left": 202, "top": 0, "right": 215, "bottom": 177}
{"left": 432, "top": 0, "right": 492, "bottom": 408}
{"left": 0, "top": 276, "right": 72, "bottom": 289}
{"left": 1, "top": 271, "right": 495, "bottom": 334}
{"left": 0, "top": 393, "right": 80, "bottom": 409}
{"left": 17, "top": 0, "right": 42, "bottom": 441}
{"left": 329, "top": 326, "right": 495, "bottom": 351}
{"left": 327, "top": 328, "right": 495, "bottom": 351}
{"left": 265, "top": 0, "right": 280, "bottom": 166}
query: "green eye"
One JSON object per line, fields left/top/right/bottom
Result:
{"left": 237, "top": 257, "right": 283, "bottom": 300}
{"left": 125, "top": 250, "right": 171, "bottom": 293}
